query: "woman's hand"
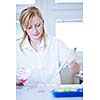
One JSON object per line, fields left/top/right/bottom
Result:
{"left": 16, "top": 80, "right": 24, "bottom": 86}
{"left": 69, "top": 59, "right": 80, "bottom": 74}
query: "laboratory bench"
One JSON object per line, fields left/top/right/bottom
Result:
{"left": 16, "top": 84, "right": 83, "bottom": 100}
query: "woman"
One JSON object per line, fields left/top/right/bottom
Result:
{"left": 16, "top": 6, "right": 80, "bottom": 87}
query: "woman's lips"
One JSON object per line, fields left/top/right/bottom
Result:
{"left": 32, "top": 33, "right": 39, "bottom": 36}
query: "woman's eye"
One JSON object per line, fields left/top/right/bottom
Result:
{"left": 28, "top": 26, "right": 32, "bottom": 29}
{"left": 36, "top": 24, "right": 40, "bottom": 27}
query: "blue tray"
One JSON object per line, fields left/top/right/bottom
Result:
{"left": 51, "top": 87, "right": 83, "bottom": 98}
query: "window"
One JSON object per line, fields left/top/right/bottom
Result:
{"left": 16, "top": 0, "right": 35, "bottom": 4}
{"left": 56, "top": 22, "right": 83, "bottom": 51}
{"left": 55, "top": 0, "right": 83, "bottom": 3}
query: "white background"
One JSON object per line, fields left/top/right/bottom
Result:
{"left": 0, "top": 0, "right": 100, "bottom": 100}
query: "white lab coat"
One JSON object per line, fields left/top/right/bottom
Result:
{"left": 16, "top": 35, "right": 75, "bottom": 87}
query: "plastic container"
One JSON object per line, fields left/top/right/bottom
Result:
{"left": 51, "top": 87, "right": 83, "bottom": 98}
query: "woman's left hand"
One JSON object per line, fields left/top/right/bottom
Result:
{"left": 69, "top": 59, "right": 80, "bottom": 74}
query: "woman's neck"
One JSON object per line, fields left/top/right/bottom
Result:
{"left": 31, "top": 38, "right": 41, "bottom": 51}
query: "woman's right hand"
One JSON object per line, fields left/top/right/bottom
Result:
{"left": 16, "top": 67, "right": 31, "bottom": 86}
{"left": 16, "top": 79, "right": 24, "bottom": 86}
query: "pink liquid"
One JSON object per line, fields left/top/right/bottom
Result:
{"left": 20, "top": 79, "right": 27, "bottom": 83}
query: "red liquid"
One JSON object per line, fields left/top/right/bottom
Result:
{"left": 20, "top": 79, "right": 27, "bottom": 83}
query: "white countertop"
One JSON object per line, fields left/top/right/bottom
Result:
{"left": 16, "top": 84, "right": 83, "bottom": 100}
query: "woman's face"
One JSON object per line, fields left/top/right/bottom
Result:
{"left": 26, "top": 16, "right": 44, "bottom": 41}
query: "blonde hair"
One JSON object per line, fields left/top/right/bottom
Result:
{"left": 18, "top": 6, "right": 46, "bottom": 50}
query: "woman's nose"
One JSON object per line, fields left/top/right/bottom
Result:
{"left": 33, "top": 27, "right": 37, "bottom": 33}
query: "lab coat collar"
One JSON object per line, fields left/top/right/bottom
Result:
{"left": 22, "top": 35, "right": 49, "bottom": 50}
